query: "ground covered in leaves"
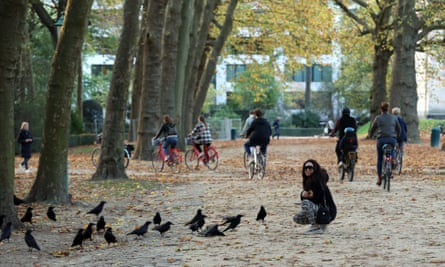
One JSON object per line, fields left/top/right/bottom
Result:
{"left": 2, "top": 135, "right": 445, "bottom": 266}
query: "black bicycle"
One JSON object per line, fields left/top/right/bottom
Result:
{"left": 91, "top": 144, "right": 134, "bottom": 168}
{"left": 381, "top": 144, "right": 393, "bottom": 192}
{"left": 338, "top": 150, "right": 357, "bottom": 182}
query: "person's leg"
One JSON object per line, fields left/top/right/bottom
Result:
{"left": 376, "top": 139, "right": 384, "bottom": 178}
{"left": 335, "top": 140, "right": 341, "bottom": 163}
{"left": 162, "top": 141, "right": 169, "bottom": 158}
{"left": 23, "top": 157, "right": 29, "bottom": 170}
{"left": 244, "top": 140, "right": 253, "bottom": 156}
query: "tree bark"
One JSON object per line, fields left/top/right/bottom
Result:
{"left": 28, "top": 0, "right": 93, "bottom": 203}
{"left": 91, "top": 0, "right": 141, "bottom": 180}
{"left": 0, "top": 0, "right": 27, "bottom": 228}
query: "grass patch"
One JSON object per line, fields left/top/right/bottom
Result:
{"left": 357, "top": 119, "right": 445, "bottom": 136}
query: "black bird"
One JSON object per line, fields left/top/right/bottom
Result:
{"left": 13, "top": 195, "right": 25, "bottom": 205}
{"left": 189, "top": 217, "right": 206, "bottom": 233}
{"left": 127, "top": 221, "right": 151, "bottom": 237}
{"left": 87, "top": 201, "right": 106, "bottom": 216}
{"left": 153, "top": 221, "right": 173, "bottom": 236}
{"left": 96, "top": 216, "right": 106, "bottom": 232}
{"left": 71, "top": 229, "right": 84, "bottom": 248}
{"left": 0, "top": 214, "right": 5, "bottom": 228}
{"left": 256, "top": 205, "right": 267, "bottom": 223}
{"left": 24, "top": 230, "right": 40, "bottom": 252}
{"left": 201, "top": 224, "right": 225, "bottom": 237}
{"left": 221, "top": 214, "right": 244, "bottom": 232}
{"left": 153, "top": 212, "right": 162, "bottom": 226}
{"left": 104, "top": 227, "right": 117, "bottom": 245}
{"left": 20, "top": 207, "right": 33, "bottom": 224}
{"left": 185, "top": 209, "right": 206, "bottom": 226}
{"left": 82, "top": 223, "right": 95, "bottom": 241}
{"left": 47, "top": 206, "right": 57, "bottom": 221}
{"left": 0, "top": 222, "right": 12, "bottom": 242}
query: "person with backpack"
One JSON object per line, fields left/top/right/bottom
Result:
{"left": 330, "top": 107, "right": 358, "bottom": 165}
{"left": 338, "top": 127, "right": 358, "bottom": 164}
{"left": 244, "top": 109, "right": 272, "bottom": 161}
{"left": 153, "top": 115, "right": 178, "bottom": 161}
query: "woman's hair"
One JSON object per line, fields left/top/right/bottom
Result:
{"left": 301, "top": 159, "right": 329, "bottom": 185}
{"left": 199, "top": 115, "right": 208, "bottom": 128}
{"left": 380, "top": 102, "right": 390, "bottom": 112}
{"left": 392, "top": 107, "right": 400, "bottom": 115}
{"left": 20, "top": 122, "right": 29, "bottom": 130}
{"left": 163, "top": 115, "right": 173, "bottom": 124}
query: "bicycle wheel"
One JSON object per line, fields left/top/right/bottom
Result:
{"left": 348, "top": 159, "right": 355, "bottom": 182}
{"left": 185, "top": 150, "right": 198, "bottom": 170}
{"left": 382, "top": 160, "right": 391, "bottom": 191}
{"left": 123, "top": 149, "right": 130, "bottom": 168}
{"left": 243, "top": 151, "right": 249, "bottom": 169}
{"left": 151, "top": 151, "right": 164, "bottom": 173}
{"left": 395, "top": 150, "right": 403, "bottom": 175}
{"left": 167, "top": 149, "right": 182, "bottom": 173}
{"left": 91, "top": 148, "right": 101, "bottom": 167}
{"left": 248, "top": 161, "right": 255, "bottom": 179}
{"left": 206, "top": 147, "right": 219, "bottom": 170}
{"left": 257, "top": 154, "right": 265, "bottom": 179}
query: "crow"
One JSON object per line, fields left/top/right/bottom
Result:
{"left": 127, "top": 221, "right": 151, "bottom": 237}
{"left": 201, "top": 224, "right": 225, "bottom": 237}
{"left": 86, "top": 201, "right": 106, "bottom": 216}
{"left": 256, "top": 205, "right": 267, "bottom": 223}
{"left": 96, "top": 216, "right": 106, "bottom": 232}
{"left": 153, "top": 221, "right": 173, "bottom": 237}
{"left": 0, "top": 214, "right": 5, "bottom": 228}
{"left": 20, "top": 207, "right": 33, "bottom": 224}
{"left": 24, "top": 230, "right": 40, "bottom": 252}
{"left": 104, "top": 227, "right": 117, "bottom": 245}
{"left": 13, "top": 195, "right": 25, "bottom": 205}
{"left": 189, "top": 217, "right": 206, "bottom": 233}
{"left": 221, "top": 214, "right": 243, "bottom": 232}
{"left": 82, "top": 223, "right": 95, "bottom": 241}
{"left": 47, "top": 206, "right": 57, "bottom": 221}
{"left": 71, "top": 229, "right": 84, "bottom": 248}
{"left": 185, "top": 209, "right": 206, "bottom": 226}
{"left": 153, "top": 212, "right": 162, "bottom": 226}
{"left": 0, "top": 222, "right": 12, "bottom": 242}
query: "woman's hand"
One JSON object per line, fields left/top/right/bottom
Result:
{"left": 302, "top": 190, "right": 314, "bottom": 198}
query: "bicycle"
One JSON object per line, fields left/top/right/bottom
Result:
{"left": 91, "top": 144, "right": 134, "bottom": 168}
{"left": 184, "top": 137, "right": 219, "bottom": 170}
{"left": 381, "top": 143, "right": 393, "bottom": 192}
{"left": 151, "top": 138, "right": 183, "bottom": 173}
{"left": 393, "top": 143, "right": 403, "bottom": 175}
{"left": 247, "top": 146, "right": 266, "bottom": 179}
{"left": 338, "top": 150, "right": 357, "bottom": 182}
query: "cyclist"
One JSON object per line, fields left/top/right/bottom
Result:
{"left": 244, "top": 109, "right": 272, "bottom": 162}
{"left": 369, "top": 102, "right": 401, "bottom": 186}
{"left": 391, "top": 107, "right": 407, "bottom": 151}
{"left": 240, "top": 110, "right": 255, "bottom": 138}
{"left": 338, "top": 127, "right": 358, "bottom": 163}
{"left": 153, "top": 115, "right": 178, "bottom": 161}
{"left": 188, "top": 115, "right": 213, "bottom": 159}
{"left": 329, "top": 107, "right": 358, "bottom": 165}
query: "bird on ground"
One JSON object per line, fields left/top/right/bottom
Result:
{"left": 185, "top": 209, "right": 206, "bottom": 226}
{"left": 127, "top": 221, "right": 151, "bottom": 238}
{"left": 24, "top": 230, "right": 40, "bottom": 252}
{"left": 256, "top": 205, "right": 267, "bottom": 223}
{"left": 0, "top": 214, "right": 5, "bottom": 228}
{"left": 201, "top": 224, "right": 225, "bottom": 237}
{"left": 189, "top": 217, "right": 206, "bottom": 233}
{"left": 96, "top": 216, "right": 106, "bottom": 232}
{"left": 221, "top": 214, "right": 243, "bottom": 232}
{"left": 0, "top": 222, "right": 12, "bottom": 242}
{"left": 104, "top": 227, "right": 117, "bottom": 245}
{"left": 86, "top": 201, "right": 106, "bottom": 216}
{"left": 82, "top": 223, "right": 95, "bottom": 241}
{"left": 13, "top": 195, "right": 25, "bottom": 205}
{"left": 71, "top": 229, "right": 84, "bottom": 248}
{"left": 153, "top": 212, "right": 162, "bottom": 226}
{"left": 20, "top": 207, "right": 33, "bottom": 224}
{"left": 153, "top": 221, "right": 173, "bottom": 237}
{"left": 47, "top": 206, "right": 56, "bottom": 221}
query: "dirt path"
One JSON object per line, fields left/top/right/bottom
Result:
{"left": 3, "top": 137, "right": 445, "bottom": 266}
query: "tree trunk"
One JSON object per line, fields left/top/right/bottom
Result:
{"left": 0, "top": 0, "right": 27, "bottom": 228}
{"left": 77, "top": 56, "right": 83, "bottom": 120}
{"left": 134, "top": 0, "right": 168, "bottom": 160}
{"left": 390, "top": 0, "right": 420, "bottom": 143}
{"left": 91, "top": 0, "right": 141, "bottom": 180}
{"left": 28, "top": 0, "right": 93, "bottom": 203}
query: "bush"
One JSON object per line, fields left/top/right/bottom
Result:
{"left": 292, "top": 111, "right": 321, "bottom": 128}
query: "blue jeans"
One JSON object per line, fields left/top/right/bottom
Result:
{"left": 163, "top": 136, "right": 178, "bottom": 157}
{"left": 376, "top": 137, "right": 396, "bottom": 177}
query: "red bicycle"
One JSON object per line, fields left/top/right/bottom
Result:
{"left": 184, "top": 137, "right": 219, "bottom": 170}
{"left": 151, "top": 138, "right": 183, "bottom": 173}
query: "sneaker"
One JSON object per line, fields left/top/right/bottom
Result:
{"left": 18, "top": 163, "right": 24, "bottom": 170}
{"left": 164, "top": 155, "right": 169, "bottom": 162}
{"left": 198, "top": 152, "right": 204, "bottom": 158}
{"left": 25, "top": 169, "right": 31, "bottom": 173}
{"left": 304, "top": 227, "right": 324, "bottom": 235}
{"left": 338, "top": 161, "right": 343, "bottom": 168}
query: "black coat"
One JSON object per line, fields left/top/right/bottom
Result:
{"left": 17, "top": 130, "right": 33, "bottom": 158}
{"left": 246, "top": 118, "right": 272, "bottom": 145}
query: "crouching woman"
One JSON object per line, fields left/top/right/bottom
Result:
{"left": 293, "top": 159, "right": 336, "bottom": 234}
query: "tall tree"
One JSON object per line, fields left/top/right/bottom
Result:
{"left": 91, "top": 0, "right": 141, "bottom": 180}
{"left": 0, "top": 0, "right": 28, "bottom": 228}
{"left": 27, "top": 0, "right": 93, "bottom": 203}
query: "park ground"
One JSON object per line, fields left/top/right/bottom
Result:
{"left": 1, "top": 135, "right": 445, "bottom": 266}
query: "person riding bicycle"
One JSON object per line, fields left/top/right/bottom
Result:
{"left": 153, "top": 115, "right": 178, "bottom": 161}
{"left": 392, "top": 107, "right": 407, "bottom": 151}
{"left": 244, "top": 109, "right": 272, "bottom": 162}
{"left": 240, "top": 110, "right": 255, "bottom": 138}
{"left": 188, "top": 115, "right": 213, "bottom": 159}
{"left": 338, "top": 127, "right": 358, "bottom": 164}
{"left": 369, "top": 102, "right": 401, "bottom": 186}
{"left": 329, "top": 107, "right": 358, "bottom": 165}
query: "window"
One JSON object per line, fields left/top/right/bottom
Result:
{"left": 91, "top": 64, "right": 113, "bottom": 77}
{"left": 226, "top": 64, "right": 247, "bottom": 81}
{"left": 287, "top": 64, "right": 332, "bottom": 82}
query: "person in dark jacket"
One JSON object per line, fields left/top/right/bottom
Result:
{"left": 330, "top": 107, "right": 358, "bottom": 164}
{"left": 154, "top": 115, "right": 178, "bottom": 161}
{"left": 244, "top": 109, "right": 272, "bottom": 159}
{"left": 392, "top": 107, "right": 407, "bottom": 150}
{"left": 293, "top": 159, "right": 336, "bottom": 234}
{"left": 17, "top": 121, "right": 33, "bottom": 172}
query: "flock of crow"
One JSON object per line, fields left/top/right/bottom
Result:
{"left": 0, "top": 196, "right": 268, "bottom": 253}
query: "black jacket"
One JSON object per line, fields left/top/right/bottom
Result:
{"left": 246, "top": 117, "right": 272, "bottom": 145}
